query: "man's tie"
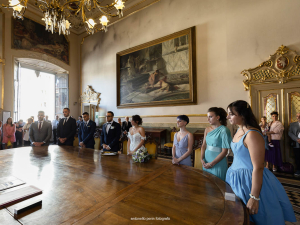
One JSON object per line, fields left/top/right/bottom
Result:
{"left": 63, "top": 118, "right": 67, "bottom": 125}
{"left": 38, "top": 122, "right": 41, "bottom": 132}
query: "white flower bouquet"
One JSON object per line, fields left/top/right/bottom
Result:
{"left": 132, "top": 146, "right": 151, "bottom": 163}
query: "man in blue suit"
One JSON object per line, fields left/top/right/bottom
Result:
{"left": 101, "top": 111, "right": 121, "bottom": 152}
{"left": 78, "top": 112, "right": 96, "bottom": 149}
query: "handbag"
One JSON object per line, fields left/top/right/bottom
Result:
{"left": 279, "top": 162, "right": 294, "bottom": 174}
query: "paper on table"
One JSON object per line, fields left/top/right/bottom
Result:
{"left": 0, "top": 176, "right": 25, "bottom": 191}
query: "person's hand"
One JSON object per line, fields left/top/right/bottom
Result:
{"left": 103, "top": 144, "right": 107, "bottom": 149}
{"left": 33, "top": 142, "right": 42, "bottom": 147}
{"left": 59, "top": 138, "right": 66, "bottom": 143}
{"left": 297, "top": 139, "right": 300, "bottom": 144}
{"left": 79, "top": 142, "right": 84, "bottom": 147}
{"left": 128, "top": 151, "right": 133, "bottom": 156}
{"left": 106, "top": 146, "right": 111, "bottom": 150}
{"left": 172, "top": 157, "right": 180, "bottom": 165}
{"left": 7, "top": 135, "right": 11, "bottom": 138}
{"left": 246, "top": 198, "right": 259, "bottom": 215}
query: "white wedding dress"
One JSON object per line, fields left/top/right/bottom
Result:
{"left": 127, "top": 132, "right": 146, "bottom": 154}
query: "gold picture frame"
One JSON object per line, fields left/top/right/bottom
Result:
{"left": 116, "top": 26, "right": 196, "bottom": 108}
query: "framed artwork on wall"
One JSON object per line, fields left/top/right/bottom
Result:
{"left": 12, "top": 17, "right": 70, "bottom": 65}
{"left": 116, "top": 27, "right": 196, "bottom": 108}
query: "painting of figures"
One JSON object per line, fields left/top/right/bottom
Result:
{"left": 12, "top": 17, "right": 69, "bottom": 65}
{"left": 117, "top": 27, "right": 196, "bottom": 108}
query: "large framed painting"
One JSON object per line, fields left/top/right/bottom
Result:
{"left": 117, "top": 27, "right": 196, "bottom": 108}
{"left": 12, "top": 17, "right": 69, "bottom": 65}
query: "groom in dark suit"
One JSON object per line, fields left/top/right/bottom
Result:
{"left": 78, "top": 112, "right": 96, "bottom": 149}
{"left": 57, "top": 108, "right": 77, "bottom": 146}
{"left": 101, "top": 111, "right": 121, "bottom": 152}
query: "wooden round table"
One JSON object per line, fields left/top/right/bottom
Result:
{"left": 0, "top": 146, "right": 246, "bottom": 224}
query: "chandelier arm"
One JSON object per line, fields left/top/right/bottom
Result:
{"left": 93, "top": 0, "right": 115, "bottom": 9}
{"left": 60, "top": 0, "right": 81, "bottom": 10}
{"left": 36, "top": 0, "right": 50, "bottom": 6}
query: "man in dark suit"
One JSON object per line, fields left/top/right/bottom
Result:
{"left": 288, "top": 112, "right": 300, "bottom": 176}
{"left": 101, "top": 111, "right": 121, "bottom": 152}
{"left": 29, "top": 111, "right": 52, "bottom": 146}
{"left": 78, "top": 112, "right": 96, "bottom": 149}
{"left": 121, "top": 116, "right": 132, "bottom": 136}
{"left": 57, "top": 108, "right": 77, "bottom": 146}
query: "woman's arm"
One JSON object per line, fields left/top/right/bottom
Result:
{"left": 174, "top": 133, "right": 194, "bottom": 163}
{"left": 201, "top": 129, "right": 208, "bottom": 168}
{"left": 172, "top": 133, "right": 177, "bottom": 159}
{"left": 132, "top": 127, "right": 146, "bottom": 152}
{"left": 127, "top": 128, "right": 131, "bottom": 154}
{"left": 209, "top": 149, "right": 228, "bottom": 167}
{"left": 245, "top": 131, "right": 265, "bottom": 215}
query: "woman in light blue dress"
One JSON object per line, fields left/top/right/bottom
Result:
{"left": 226, "top": 100, "right": 296, "bottom": 225}
{"left": 172, "top": 115, "right": 194, "bottom": 166}
{"left": 201, "top": 107, "right": 232, "bottom": 181}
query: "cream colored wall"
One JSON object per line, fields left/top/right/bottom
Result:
{"left": 80, "top": 0, "right": 300, "bottom": 124}
{"left": 1, "top": 7, "right": 80, "bottom": 120}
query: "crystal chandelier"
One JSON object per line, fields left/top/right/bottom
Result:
{"left": 1, "top": 0, "right": 125, "bottom": 35}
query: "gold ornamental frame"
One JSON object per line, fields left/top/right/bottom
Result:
{"left": 242, "top": 45, "right": 300, "bottom": 91}
{"left": 116, "top": 26, "right": 196, "bottom": 108}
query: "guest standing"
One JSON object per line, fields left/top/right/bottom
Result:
{"left": 52, "top": 115, "right": 59, "bottom": 144}
{"left": 122, "top": 116, "right": 132, "bottom": 135}
{"left": 259, "top": 116, "right": 270, "bottom": 151}
{"left": 118, "top": 118, "right": 122, "bottom": 126}
{"left": 76, "top": 116, "right": 83, "bottom": 127}
{"left": 100, "top": 111, "right": 121, "bottom": 152}
{"left": 3, "top": 117, "right": 16, "bottom": 149}
{"left": 127, "top": 115, "right": 146, "bottom": 155}
{"left": 288, "top": 112, "right": 300, "bottom": 176}
{"left": 265, "top": 111, "right": 284, "bottom": 172}
{"left": 226, "top": 100, "right": 296, "bottom": 225}
{"left": 15, "top": 120, "right": 24, "bottom": 147}
{"left": 23, "top": 118, "right": 33, "bottom": 146}
{"left": 57, "top": 108, "right": 77, "bottom": 146}
{"left": 78, "top": 112, "right": 96, "bottom": 149}
{"left": 29, "top": 111, "right": 52, "bottom": 146}
{"left": 172, "top": 115, "right": 194, "bottom": 166}
{"left": 201, "top": 107, "right": 232, "bottom": 181}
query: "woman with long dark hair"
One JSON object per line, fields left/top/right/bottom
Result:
{"left": 201, "top": 107, "right": 232, "bottom": 180}
{"left": 226, "top": 100, "right": 295, "bottom": 225}
{"left": 2, "top": 117, "right": 16, "bottom": 149}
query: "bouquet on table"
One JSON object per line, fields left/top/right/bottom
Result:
{"left": 132, "top": 146, "right": 151, "bottom": 163}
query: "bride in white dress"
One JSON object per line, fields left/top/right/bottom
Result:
{"left": 127, "top": 115, "right": 146, "bottom": 155}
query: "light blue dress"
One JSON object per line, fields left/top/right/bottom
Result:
{"left": 174, "top": 133, "right": 192, "bottom": 166}
{"left": 203, "top": 125, "right": 232, "bottom": 181}
{"left": 226, "top": 130, "right": 296, "bottom": 225}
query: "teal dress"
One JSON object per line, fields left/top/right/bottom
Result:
{"left": 203, "top": 125, "right": 232, "bottom": 181}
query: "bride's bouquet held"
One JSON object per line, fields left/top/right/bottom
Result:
{"left": 132, "top": 146, "right": 151, "bottom": 163}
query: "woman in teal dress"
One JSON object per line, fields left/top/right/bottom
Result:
{"left": 201, "top": 107, "right": 232, "bottom": 181}
{"left": 226, "top": 100, "right": 296, "bottom": 225}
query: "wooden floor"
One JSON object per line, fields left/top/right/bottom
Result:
{"left": 0, "top": 146, "right": 245, "bottom": 224}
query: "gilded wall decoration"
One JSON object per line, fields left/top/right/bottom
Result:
{"left": 80, "top": 85, "right": 101, "bottom": 105}
{"left": 241, "top": 45, "right": 300, "bottom": 91}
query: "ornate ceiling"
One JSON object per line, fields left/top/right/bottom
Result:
{"left": 26, "top": 0, "right": 160, "bottom": 34}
